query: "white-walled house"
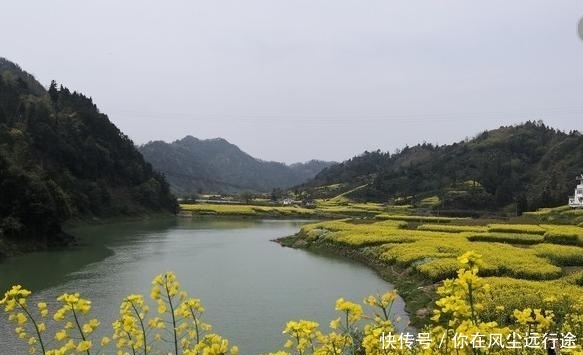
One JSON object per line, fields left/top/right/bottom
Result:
{"left": 569, "top": 174, "right": 583, "bottom": 208}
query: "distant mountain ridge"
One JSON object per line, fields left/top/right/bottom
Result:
{"left": 302, "top": 122, "right": 583, "bottom": 213}
{"left": 139, "top": 136, "right": 335, "bottom": 195}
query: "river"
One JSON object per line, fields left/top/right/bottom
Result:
{"left": 0, "top": 218, "right": 408, "bottom": 354}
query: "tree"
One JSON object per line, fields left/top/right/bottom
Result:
{"left": 239, "top": 191, "right": 253, "bottom": 204}
{"left": 271, "top": 188, "right": 282, "bottom": 202}
{"left": 48, "top": 80, "right": 58, "bottom": 103}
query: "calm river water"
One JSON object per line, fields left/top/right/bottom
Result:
{"left": 0, "top": 218, "right": 408, "bottom": 354}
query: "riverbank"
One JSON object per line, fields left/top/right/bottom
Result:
{"left": 0, "top": 212, "right": 176, "bottom": 260}
{"left": 62, "top": 211, "right": 177, "bottom": 229}
{"left": 0, "top": 231, "right": 75, "bottom": 260}
{"left": 276, "top": 215, "right": 583, "bottom": 329}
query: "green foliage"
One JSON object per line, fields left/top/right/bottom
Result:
{"left": 376, "top": 214, "right": 466, "bottom": 223}
{"left": 0, "top": 58, "right": 177, "bottom": 250}
{"left": 532, "top": 244, "right": 583, "bottom": 266}
{"left": 543, "top": 233, "right": 581, "bottom": 246}
{"left": 467, "top": 232, "right": 544, "bottom": 245}
{"left": 540, "top": 224, "right": 583, "bottom": 246}
{"left": 417, "top": 223, "right": 488, "bottom": 233}
{"left": 304, "top": 121, "right": 583, "bottom": 213}
{"left": 524, "top": 206, "right": 583, "bottom": 227}
{"left": 418, "top": 195, "right": 440, "bottom": 207}
{"left": 487, "top": 223, "right": 546, "bottom": 235}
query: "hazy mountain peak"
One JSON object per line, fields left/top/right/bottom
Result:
{"left": 178, "top": 135, "right": 200, "bottom": 143}
{"left": 139, "top": 136, "right": 334, "bottom": 195}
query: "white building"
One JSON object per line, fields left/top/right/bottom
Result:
{"left": 568, "top": 174, "right": 583, "bottom": 208}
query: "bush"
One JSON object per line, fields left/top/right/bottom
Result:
{"left": 417, "top": 224, "right": 488, "bottom": 233}
{"left": 467, "top": 233, "right": 544, "bottom": 245}
{"left": 543, "top": 232, "right": 581, "bottom": 246}
{"left": 487, "top": 224, "right": 546, "bottom": 235}
{"left": 541, "top": 225, "right": 583, "bottom": 245}
{"left": 533, "top": 244, "right": 583, "bottom": 266}
{"left": 376, "top": 214, "right": 467, "bottom": 223}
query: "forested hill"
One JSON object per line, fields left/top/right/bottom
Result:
{"left": 304, "top": 122, "right": 583, "bottom": 213}
{"left": 0, "top": 58, "right": 177, "bottom": 255}
{"left": 139, "top": 137, "right": 334, "bottom": 195}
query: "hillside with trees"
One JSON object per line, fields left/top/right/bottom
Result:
{"left": 0, "top": 58, "right": 177, "bottom": 256}
{"left": 303, "top": 122, "right": 583, "bottom": 214}
{"left": 139, "top": 136, "right": 334, "bottom": 195}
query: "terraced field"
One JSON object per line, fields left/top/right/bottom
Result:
{"left": 293, "top": 214, "right": 583, "bottom": 321}
{"left": 179, "top": 200, "right": 397, "bottom": 218}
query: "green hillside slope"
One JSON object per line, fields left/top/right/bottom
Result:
{"left": 0, "top": 58, "right": 177, "bottom": 256}
{"left": 305, "top": 122, "right": 583, "bottom": 213}
{"left": 139, "top": 136, "right": 334, "bottom": 195}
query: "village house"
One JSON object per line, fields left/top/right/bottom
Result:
{"left": 568, "top": 174, "right": 583, "bottom": 208}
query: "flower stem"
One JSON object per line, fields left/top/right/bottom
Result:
{"left": 164, "top": 276, "right": 178, "bottom": 355}
{"left": 18, "top": 303, "right": 46, "bottom": 355}
{"left": 130, "top": 300, "right": 148, "bottom": 355}
{"left": 71, "top": 307, "right": 90, "bottom": 355}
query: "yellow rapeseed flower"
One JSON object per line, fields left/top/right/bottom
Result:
{"left": 55, "top": 330, "right": 67, "bottom": 341}
{"left": 76, "top": 340, "right": 92, "bottom": 352}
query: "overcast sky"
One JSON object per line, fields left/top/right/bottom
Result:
{"left": 2, "top": 1, "right": 583, "bottom": 163}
